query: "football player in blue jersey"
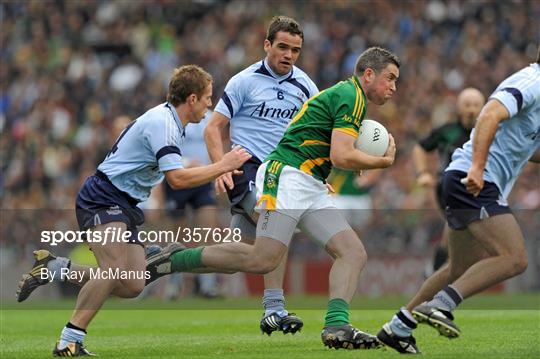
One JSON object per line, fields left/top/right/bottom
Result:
{"left": 16, "top": 65, "right": 251, "bottom": 356}
{"left": 204, "top": 15, "right": 318, "bottom": 336}
{"left": 378, "top": 49, "right": 540, "bottom": 354}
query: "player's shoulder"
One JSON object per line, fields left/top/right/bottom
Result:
{"left": 326, "top": 78, "right": 360, "bottom": 102}
{"left": 137, "top": 103, "right": 176, "bottom": 130}
{"left": 291, "top": 66, "right": 317, "bottom": 86}
{"left": 498, "top": 64, "right": 540, "bottom": 93}
{"left": 232, "top": 61, "right": 269, "bottom": 81}
{"left": 225, "top": 61, "right": 269, "bottom": 89}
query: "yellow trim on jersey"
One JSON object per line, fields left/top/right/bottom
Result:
{"left": 352, "top": 87, "right": 360, "bottom": 121}
{"left": 334, "top": 127, "right": 359, "bottom": 138}
{"left": 351, "top": 76, "right": 365, "bottom": 119}
{"left": 256, "top": 194, "right": 276, "bottom": 210}
{"left": 290, "top": 90, "right": 325, "bottom": 126}
{"left": 300, "top": 140, "right": 330, "bottom": 147}
{"left": 268, "top": 160, "right": 283, "bottom": 174}
{"left": 299, "top": 157, "right": 330, "bottom": 175}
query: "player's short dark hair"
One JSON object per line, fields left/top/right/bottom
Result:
{"left": 354, "top": 47, "right": 401, "bottom": 76}
{"left": 266, "top": 16, "right": 304, "bottom": 44}
{"left": 167, "top": 65, "right": 212, "bottom": 106}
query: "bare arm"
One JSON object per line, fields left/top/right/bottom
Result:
{"left": 204, "top": 112, "right": 236, "bottom": 194}
{"left": 164, "top": 147, "right": 251, "bottom": 190}
{"left": 330, "top": 130, "right": 395, "bottom": 170}
{"left": 204, "top": 111, "right": 231, "bottom": 163}
{"left": 462, "top": 99, "right": 510, "bottom": 195}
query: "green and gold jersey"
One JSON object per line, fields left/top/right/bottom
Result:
{"left": 266, "top": 75, "right": 367, "bottom": 182}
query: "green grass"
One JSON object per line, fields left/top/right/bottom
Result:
{"left": 1, "top": 295, "right": 539, "bottom": 358}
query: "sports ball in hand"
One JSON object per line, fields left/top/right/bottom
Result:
{"left": 354, "top": 119, "right": 389, "bottom": 156}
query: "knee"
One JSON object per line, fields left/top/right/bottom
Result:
{"left": 510, "top": 252, "right": 528, "bottom": 277}
{"left": 248, "top": 256, "right": 280, "bottom": 275}
{"left": 119, "top": 278, "right": 146, "bottom": 298}
{"left": 340, "top": 241, "right": 367, "bottom": 266}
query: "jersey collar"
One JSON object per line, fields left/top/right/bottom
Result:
{"left": 351, "top": 75, "right": 366, "bottom": 99}
{"left": 165, "top": 102, "right": 186, "bottom": 138}
{"left": 258, "top": 59, "right": 294, "bottom": 81}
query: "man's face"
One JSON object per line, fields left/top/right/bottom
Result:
{"left": 264, "top": 31, "right": 302, "bottom": 76}
{"left": 457, "top": 89, "right": 485, "bottom": 129}
{"left": 191, "top": 83, "right": 212, "bottom": 123}
{"left": 365, "top": 64, "right": 399, "bottom": 105}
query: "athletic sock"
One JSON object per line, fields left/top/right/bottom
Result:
{"left": 58, "top": 322, "right": 86, "bottom": 349}
{"left": 427, "top": 285, "right": 463, "bottom": 312}
{"left": 170, "top": 247, "right": 204, "bottom": 272}
{"left": 263, "top": 288, "right": 288, "bottom": 317}
{"left": 389, "top": 307, "right": 417, "bottom": 337}
{"left": 47, "top": 257, "right": 71, "bottom": 281}
{"left": 324, "top": 298, "right": 349, "bottom": 327}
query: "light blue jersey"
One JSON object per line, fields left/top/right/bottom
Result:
{"left": 214, "top": 59, "right": 318, "bottom": 162}
{"left": 447, "top": 63, "right": 540, "bottom": 200}
{"left": 98, "top": 102, "right": 185, "bottom": 202}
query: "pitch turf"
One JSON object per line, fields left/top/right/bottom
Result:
{"left": 1, "top": 295, "right": 539, "bottom": 358}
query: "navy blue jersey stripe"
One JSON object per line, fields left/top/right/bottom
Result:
{"left": 501, "top": 87, "right": 523, "bottom": 112}
{"left": 221, "top": 91, "right": 234, "bottom": 117}
{"left": 156, "top": 145, "right": 181, "bottom": 161}
{"left": 284, "top": 78, "right": 310, "bottom": 99}
{"left": 254, "top": 61, "right": 273, "bottom": 78}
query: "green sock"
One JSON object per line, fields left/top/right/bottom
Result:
{"left": 171, "top": 247, "right": 204, "bottom": 272}
{"left": 324, "top": 298, "right": 350, "bottom": 327}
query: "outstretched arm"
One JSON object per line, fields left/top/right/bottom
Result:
{"left": 165, "top": 147, "right": 251, "bottom": 190}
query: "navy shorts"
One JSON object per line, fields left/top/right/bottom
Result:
{"left": 227, "top": 156, "right": 262, "bottom": 215}
{"left": 76, "top": 171, "right": 145, "bottom": 245}
{"left": 441, "top": 170, "right": 511, "bottom": 230}
{"left": 165, "top": 182, "right": 216, "bottom": 216}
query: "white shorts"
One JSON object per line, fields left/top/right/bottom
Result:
{"left": 255, "top": 161, "right": 336, "bottom": 221}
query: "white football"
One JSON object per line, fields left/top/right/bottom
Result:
{"left": 355, "top": 119, "right": 389, "bottom": 156}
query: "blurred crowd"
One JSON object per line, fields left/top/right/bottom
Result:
{"left": 1, "top": 1, "right": 539, "bottom": 251}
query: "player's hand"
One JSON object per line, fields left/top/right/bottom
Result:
{"left": 417, "top": 172, "right": 436, "bottom": 187}
{"left": 382, "top": 134, "right": 396, "bottom": 167}
{"left": 221, "top": 146, "right": 251, "bottom": 171}
{"left": 215, "top": 172, "right": 234, "bottom": 195}
{"left": 326, "top": 183, "right": 335, "bottom": 194}
{"left": 461, "top": 167, "right": 484, "bottom": 197}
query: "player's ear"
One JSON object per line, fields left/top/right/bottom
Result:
{"left": 364, "top": 68, "right": 376, "bottom": 82}
{"left": 263, "top": 39, "right": 272, "bottom": 52}
{"left": 187, "top": 94, "right": 197, "bottom": 105}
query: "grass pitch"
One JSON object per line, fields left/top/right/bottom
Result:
{"left": 1, "top": 294, "right": 539, "bottom": 358}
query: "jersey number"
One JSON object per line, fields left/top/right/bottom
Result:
{"left": 277, "top": 91, "right": 284, "bottom": 100}
{"left": 107, "top": 120, "right": 137, "bottom": 157}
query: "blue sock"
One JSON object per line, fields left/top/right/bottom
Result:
{"left": 47, "top": 257, "right": 71, "bottom": 281}
{"left": 263, "top": 289, "right": 287, "bottom": 317}
{"left": 389, "top": 307, "right": 417, "bottom": 337}
{"left": 427, "top": 285, "right": 463, "bottom": 312}
{"left": 58, "top": 322, "right": 86, "bottom": 349}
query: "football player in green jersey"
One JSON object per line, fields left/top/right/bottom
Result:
{"left": 148, "top": 47, "right": 400, "bottom": 350}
